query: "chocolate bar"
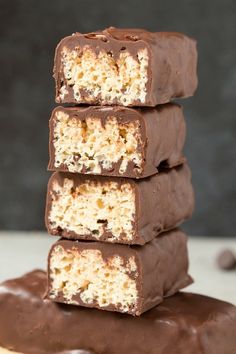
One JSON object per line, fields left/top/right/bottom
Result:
{"left": 1, "top": 270, "right": 236, "bottom": 354}
{"left": 45, "top": 164, "right": 194, "bottom": 245}
{"left": 48, "top": 103, "right": 186, "bottom": 178}
{"left": 47, "top": 229, "right": 192, "bottom": 315}
{"left": 54, "top": 27, "right": 198, "bottom": 106}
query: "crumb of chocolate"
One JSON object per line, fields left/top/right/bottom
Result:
{"left": 216, "top": 249, "right": 236, "bottom": 271}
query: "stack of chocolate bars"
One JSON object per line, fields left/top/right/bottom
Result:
{"left": 45, "top": 27, "right": 196, "bottom": 315}
{"left": 0, "top": 28, "right": 236, "bottom": 354}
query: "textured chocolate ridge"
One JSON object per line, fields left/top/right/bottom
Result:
{"left": 54, "top": 27, "right": 198, "bottom": 106}
{"left": 48, "top": 103, "right": 186, "bottom": 178}
{"left": 0, "top": 270, "right": 236, "bottom": 354}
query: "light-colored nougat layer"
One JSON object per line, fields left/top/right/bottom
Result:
{"left": 49, "top": 245, "right": 138, "bottom": 312}
{"left": 49, "top": 178, "right": 135, "bottom": 242}
{"left": 53, "top": 110, "right": 143, "bottom": 174}
{"left": 60, "top": 47, "right": 148, "bottom": 106}
{"left": 0, "top": 349, "right": 20, "bottom": 354}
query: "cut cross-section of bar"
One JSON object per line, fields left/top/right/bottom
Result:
{"left": 47, "top": 229, "right": 192, "bottom": 315}
{"left": 54, "top": 27, "right": 198, "bottom": 106}
{"left": 48, "top": 103, "right": 186, "bottom": 178}
{"left": 45, "top": 164, "right": 194, "bottom": 245}
{"left": 48, "top": 177, "right": 136, "bottom": 241}
{"left": 49, "top": 245, "right": 139, "bottom": 314}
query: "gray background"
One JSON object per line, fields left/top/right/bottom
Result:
{"left": 0, "top": 0, "right": 235, "bottom": 236}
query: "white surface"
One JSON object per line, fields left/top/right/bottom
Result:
{"left": 0, "top": 232, "right": 235, "bottom": 305}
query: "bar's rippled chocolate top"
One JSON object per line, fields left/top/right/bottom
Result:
{"left": 0, "top": 270, "right": 236, "bottom": 354}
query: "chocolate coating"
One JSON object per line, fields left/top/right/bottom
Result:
{"left": 1, "top": 270, "right": 236, "bottom": 354}
{"left": 54, "top": 27, "right": 198, "bottom": 106}
{"left": 0, "top": 349, "right": 94, "bottom": 354}
{"left": 45, "top": 163, "right": 194, "bottom": 245}
{"left": 48, "top": 103, "right": 186, "bottom": 178}
{"left": 217, "top": 249, "right": 236, "bottom": 270}
{"left": 47, "top": 229, "right": 192, "bottom": 315}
